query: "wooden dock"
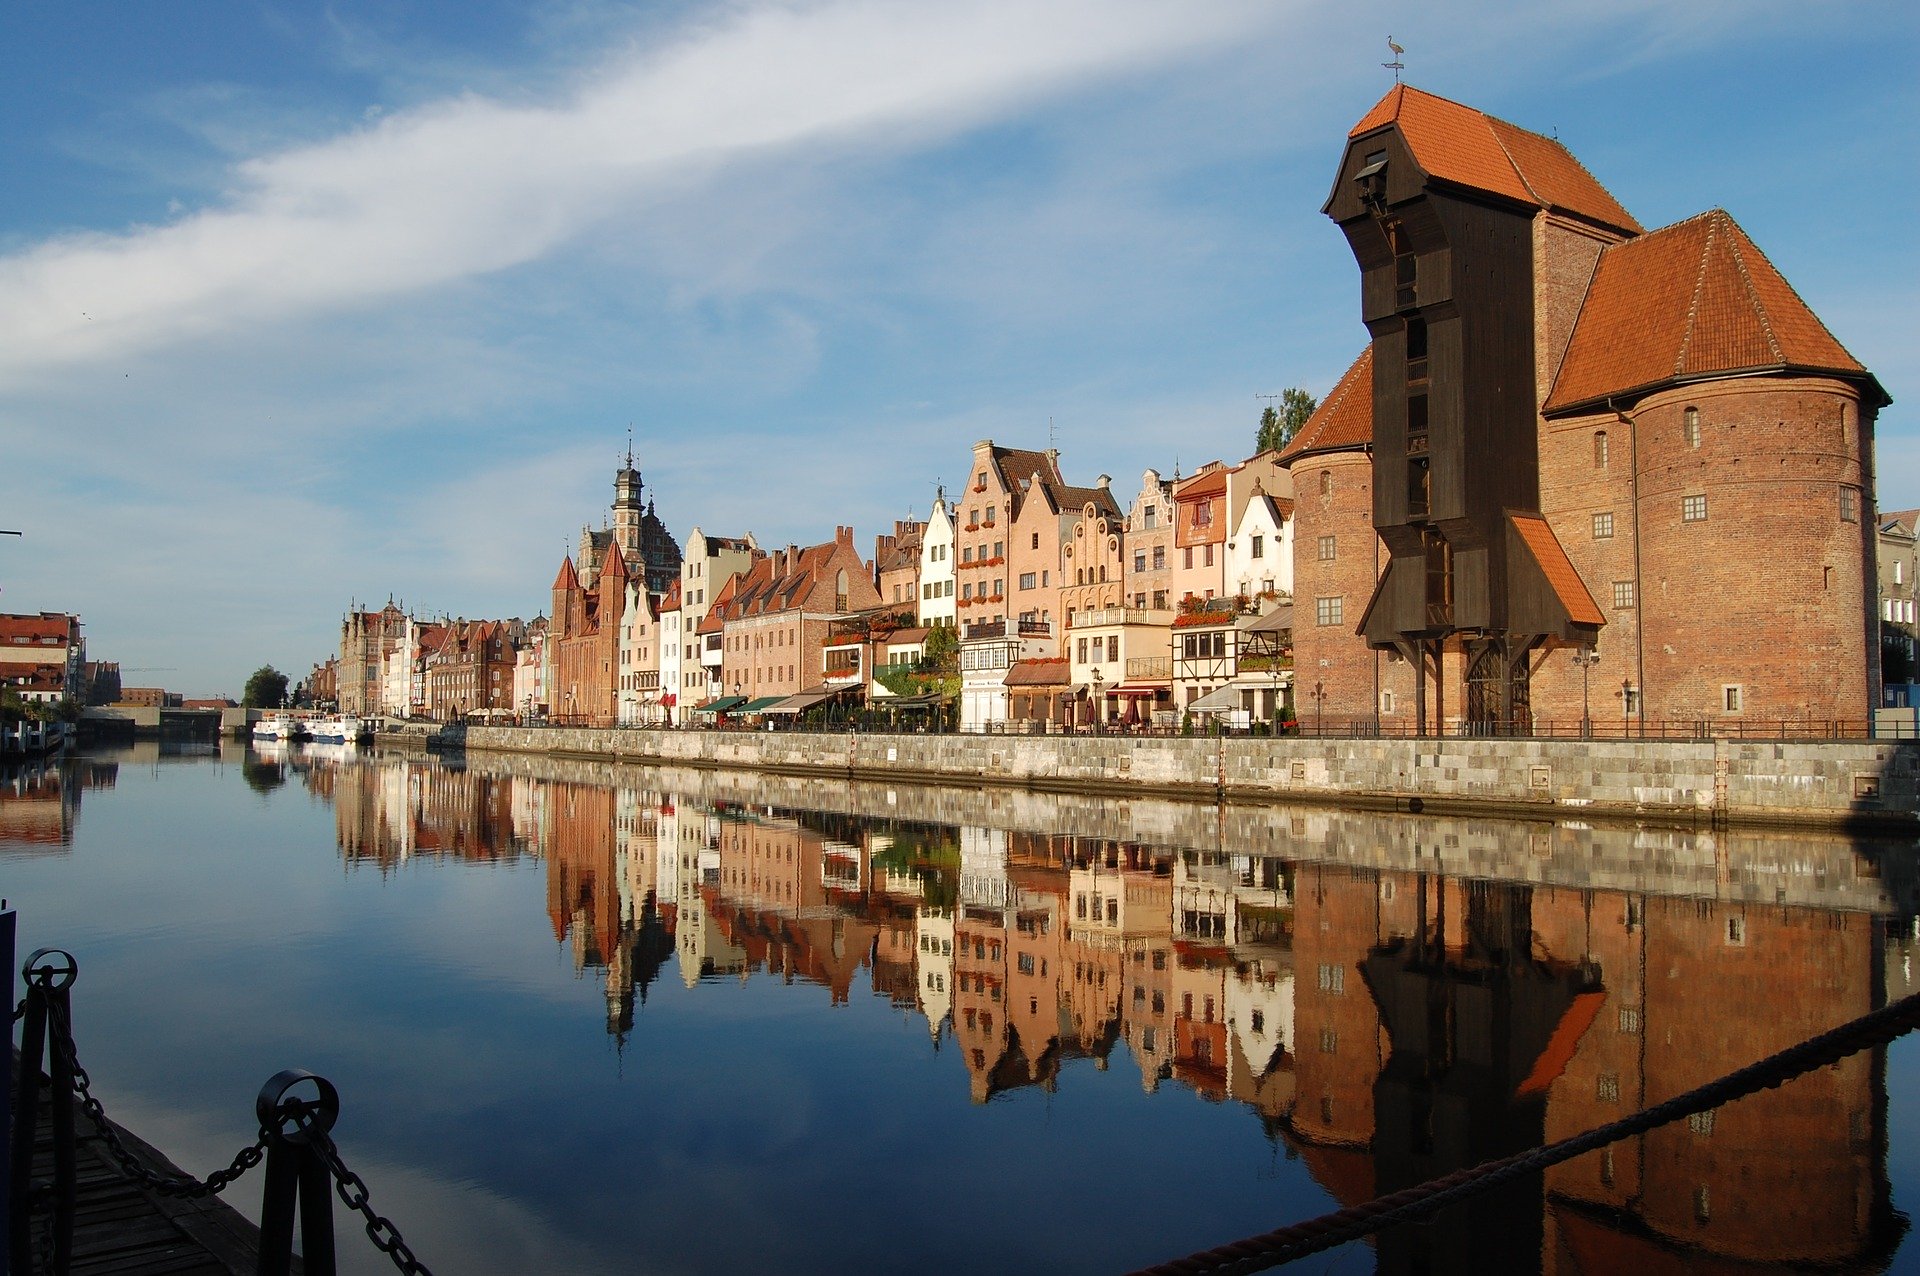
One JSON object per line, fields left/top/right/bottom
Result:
{"left": 15, "top": 1062, "right": 288, "bottom": 1275}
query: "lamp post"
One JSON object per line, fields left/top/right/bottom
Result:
{"left": 1091, "top": 667, "right": 1104, "bottom": 735}
{"left": 1572, "top": 644, "right": 1600, "bottom": 738}
{"left": 1310, "top": 680, "right": 1326, "bottom": 736}
{"left": 1618, "top": 678, "right": 1634, "bottom": 738}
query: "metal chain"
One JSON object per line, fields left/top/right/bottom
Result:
{"left": 1130, "top": 988, "right": 1920, "bottom": 1275}
{"left": 311, "top": 1130, "right": 434, "bottom": 1276}
{"left": 44, "top": 999, "right": 268, "bottom": 1198}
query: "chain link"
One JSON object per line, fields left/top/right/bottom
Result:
{"left": 43, "top": 999, "right": 268, "bottom": 1198}
{"left": 311, "top": 1130, "right": 434, "bottom": 1276}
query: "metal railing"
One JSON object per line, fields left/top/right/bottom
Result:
{"left": 9, "top": 948, "right": 431, "bottom": 1276}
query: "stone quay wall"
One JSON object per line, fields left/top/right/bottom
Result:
{"left": 435, "top": 726, "right": 1920, "bottom": 833}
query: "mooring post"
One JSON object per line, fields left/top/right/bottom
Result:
{"left": 9, "top": 947, "right": 79, "bottom": 1276}
{"left": 255, "top": 1070, "right": 340, "bottom": 1276}
{"left": 1, "top": 904, "right": 13, "bottom": 1276}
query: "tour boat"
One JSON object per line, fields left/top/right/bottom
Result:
{"left": 252, "top": 714, "right": 296, "bottom": 742}
{"left": 306, "top": 715, "right": 366, "bottom": 745}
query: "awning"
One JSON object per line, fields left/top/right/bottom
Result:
{"left": 1186, "top": 685, "right": 1245, "bottom": 714}
{"left": 736, "top": 696, "right": 787, "bottom": 714}
{"left": 1110, "top": 685, "right": 1163, "bottom": 697}
{"left": 761, "top": 685, "right": 840, "bottom": 714}
{"left": 884, "top": 693, "right": 944, "bottom": 709}
{"left": 692, "top": 695, "right": 747, "bottom": 715}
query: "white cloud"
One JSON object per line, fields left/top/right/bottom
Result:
{"left": 0, "top": 0, "right": 1273, "bottom": 386}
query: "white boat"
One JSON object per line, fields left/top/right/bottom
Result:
{"left": 252, "top": 714, "right": 295, "bottom": 741}
{"left": 306, "top": 715, "right": 366, "bottom": 745}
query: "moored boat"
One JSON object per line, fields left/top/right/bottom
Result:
{"left": 251, "top": 713, "right": 296, "bottom": 742}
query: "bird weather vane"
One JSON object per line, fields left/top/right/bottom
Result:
{"left": 1384, "top": 36, "right": 1405, "bottom": 82}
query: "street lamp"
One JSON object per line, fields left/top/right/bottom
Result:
{"left": 1091, "top": 667, "right": 1104, "bottom": 735}
{"left": 1310, "top": 680, "right": 1327, "bottom": 736}
{"left": 1618, "top": 678, "right": 1634, "bottom": 737}
{"left": 1572, "top": 644, "right": 1600, "bottom": 737}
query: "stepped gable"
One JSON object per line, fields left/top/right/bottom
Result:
{"left": 1345, "top": 84, "right": 1640, "bottom": 235}
{"left": 1278, "top": 345, "right": 1373, "bottom": 465}
{"left": 1544, "top": 209, "right": 1883, "bottom": 413}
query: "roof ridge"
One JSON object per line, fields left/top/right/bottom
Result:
{"left": 1673, "top": 214, "right": 1717, "bottom": 379}
{"left": 1719, "top": 210, "right": 1785, "bottom": 365}
{"left": 1484, "top": 118, "right": 1542, "bottom": 207}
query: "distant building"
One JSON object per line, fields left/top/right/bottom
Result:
{"left": 0, "top": 612, "right": 83, "bottom": 704}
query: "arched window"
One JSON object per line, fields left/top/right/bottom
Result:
{"left": 1594, "top": 430, "right": 1609, "bottom": 468}
{"left": 1319, "top": 470, "right": 1333, "bottom": 499}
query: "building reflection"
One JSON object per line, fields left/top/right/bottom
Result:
{"left": 0, "top": 757, "right": 115, "bottom": 850}
{"left": 299, "top": 751, "right": 1908, "bottom": 1272}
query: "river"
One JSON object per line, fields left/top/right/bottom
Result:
{"left": 4, "top": 739, "right": 1918, "bottom": 1274}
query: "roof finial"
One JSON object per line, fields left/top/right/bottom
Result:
{"left": 1383, "top": 35, "right": 1404, "bottom": 82}
{"left": 626, "top": 424, "right": 635, "bottom": 469}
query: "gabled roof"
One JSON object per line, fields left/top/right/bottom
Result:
{"left": 660, "top": 580, "right": 682, "bottom": 611}
{"left": 1346, "top": 85, "right": 1640, "bottom": 235}
{"left": 600, "top": 542, "right": 629, "bottom": 584}
{"left": 1545, "top": 210, "right": 1881, "bottom": 413}
{"left": 552, "top": 556, "right": 579, "bottom": 592}
{"left": 1279, "top": 346, "right": 1373, "bottom": 466}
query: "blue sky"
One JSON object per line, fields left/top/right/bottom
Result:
{"left": 2, "top": 0, "right": 1915, "bottom": 696}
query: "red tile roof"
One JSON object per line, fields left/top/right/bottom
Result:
{"left": 1349, "top": 85, "right": 1640, "bottom": 234}
{"left": 551, "top": 556, "right": 579, "bottom": 592}
{"left": 1279, "top": 345, "right": 1373, "bottom": 465}
{"left": 1509, "top": 513, "right": 1605, "bottom": 627}
{"left": 1545, "top": 209, "right": 1877, "bottom": 413}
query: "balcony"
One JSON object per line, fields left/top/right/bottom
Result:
{"left": 1016, "top": 618, "right": 1052, "bottom": 638}
{"left": 963, "top": 620, "right": 1008, "bottom": 641}
{"left": 1073, "top": 607, "right": 1155, "bottom": 629}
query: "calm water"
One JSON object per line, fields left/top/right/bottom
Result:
{"left": 4, "top": 740, "right": 1919, "bottom": 1275}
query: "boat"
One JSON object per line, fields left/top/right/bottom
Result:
{"left": 306, "top": 714, "right": 366, "bottom": 745}
{"left": 251, "top": 713, "right": 296, "bottom": 742}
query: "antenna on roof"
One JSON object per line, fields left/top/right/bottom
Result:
{"left": 1383, "top": 36, "right": 1405, "bottom": 82}
{"left": 1048, "top": 415, "right": 1057, "bottom": 451}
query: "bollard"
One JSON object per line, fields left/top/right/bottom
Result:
{"left": 255, "top": 1070, "right": 340, "bottom": 1276}
{"left": 10, "top": 948, "right": 80, "bottom": 1276}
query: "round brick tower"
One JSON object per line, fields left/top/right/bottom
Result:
{"left": 1281, "top": 347, "right": 1418, "bottom": 729}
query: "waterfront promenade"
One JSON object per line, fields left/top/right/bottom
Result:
{"left": 393, "top": 723, "right": 1920, "bottom": 834}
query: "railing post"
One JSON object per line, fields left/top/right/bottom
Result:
{"left": 1, "top": 905, "right": 13, "bottom": 1276}
{"left": 255, "top": 1070, "right": 340, "bottom": 1276}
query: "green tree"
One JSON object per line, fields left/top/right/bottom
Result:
{"left": 243, "top": 665, "right": 290, "bottom": 709}
{"left": 1255, "top": 387, "right": 1319, "bottom": 453}
{"left": 921, "top": 624, "right": 958, "bottom": 674}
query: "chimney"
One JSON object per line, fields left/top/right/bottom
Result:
{"left": 1097, "top": 474, "right": 1111, "bottom": 489}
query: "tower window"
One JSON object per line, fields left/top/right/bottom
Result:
{"left": 1841, "top": 488, "right": 1857, "bottom": 521}
{"left": 1683, "top": 494, "right": 1708, "bottom": 522}
{"left": 1684, "top": 406, "right": 1701, "bottom": 449}
{"left": 1593, "top": 512, "right": 1614, "bottom": 539}
{"left": 1613, "top": 580, "right": 1636, "bottom": 609}
{"left": 1405, "top": 316, "right": 1428, "bottom": 384}
{"left": 1319, "top": 470, "right": 1333, "bottom": 499}
{"left": 1318, "top": 535, "right": 1337, "bottom": 562}
{"left": 1594, "top": 430, "right": 1609, "bottom": 468}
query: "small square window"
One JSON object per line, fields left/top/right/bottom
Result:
{"left": 1682, "top": 494, "right": 1708, "bottom": 522}
{"left": 1612, "top": 580, "right": 1635, "bottom": 609}
{"left": 1592, "top": 512, "right": 1614, "bottom": 539}
{"left": 1316, "top": 596, "right": 1344, "bottom": 626}
{"left": 1318, "top": 535, "right": 1337, "bottom": 561}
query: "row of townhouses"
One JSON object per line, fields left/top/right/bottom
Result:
{"left": 324, "top": 84, "right": 1904, "bottom": 734}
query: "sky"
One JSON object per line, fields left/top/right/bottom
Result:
{"left": 2, "top": 0, "right": 1916, "bottom": 697}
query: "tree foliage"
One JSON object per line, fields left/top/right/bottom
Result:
{"left": 1255, "top": 387, "right": 1319, "bottom": 453}
{"left": 243, "top": 665, "right": 290, "bottom": 709}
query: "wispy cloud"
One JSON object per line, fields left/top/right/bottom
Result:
{"left": 0, "top": 0, "right": 1272, "bottom": 386}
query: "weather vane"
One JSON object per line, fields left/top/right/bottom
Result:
{"left": 1384, "top": 36, "right": 1405, "bottom": 82}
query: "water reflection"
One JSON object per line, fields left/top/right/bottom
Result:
{"left": 0, "top": 755, "right": 116, "bottom": 850}
{"left": 285, "top": 748, "right": 1913, "bottom": 1271}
